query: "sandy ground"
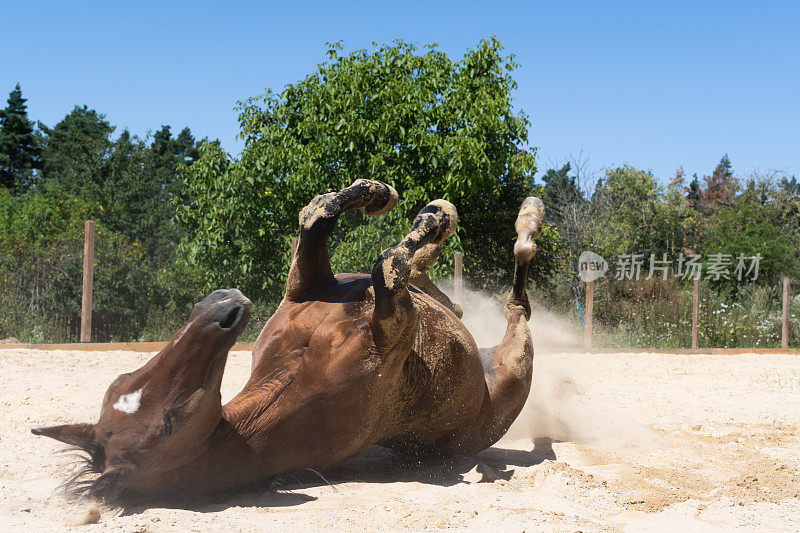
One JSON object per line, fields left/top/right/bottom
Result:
{"left": 1, "top": 348, "right": 799, "bottom": 532}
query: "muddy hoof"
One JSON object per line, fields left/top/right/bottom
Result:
{"left": 357, "top": 180, "right": 399, "bottom": 216}
{"left": 413, "top": 199, "right": 458, "bottom": 245}
{"left": 514, "top": 197, "right": 545, "bottom": 262}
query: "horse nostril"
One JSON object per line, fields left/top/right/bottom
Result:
{"left": 219, "top": 306, "right": 241, "bottom": 329}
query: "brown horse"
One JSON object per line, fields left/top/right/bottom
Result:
{"left": 33, "top": 179, "right": 544, "bottom": 500}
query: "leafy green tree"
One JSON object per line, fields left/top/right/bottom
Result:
{"left": 658, "top": 169, "right": 692, "bottom": 256}
{"left": 0, "top": 185, "right": 149, "bottom": 341}
{"left": 775, "top": 176, "right": 799, "bottom": 221}
{"left": 591, "top": 165, "right": 662, "bottom": 256}
{"left": 0, "top": 103, "right": 214, "bottom": 342}
{"left": 0, "top": 167, "right": 206, "bottom": 342}
{"left": 101, "top": 128, "right": 200, "bottom": 261}
{"left": 41, "top": 105, "right": 113, "bottom": 198}
{"left": 39, "top": 112, "right": 203, "bottom": 260}
{"left": 701, "top": 183, "right": 799, "bottom": 289}
{"left": 179, "top": 38, "right": 537, "bottom": 300}
{"left": 0, "top": 84, "right": 42, "bottom": 192}
{"left": 102, "top": 130, "right": 169, "bottom": 257}
{"left": 148, "top": 125, "right": 203, "bottom": 199}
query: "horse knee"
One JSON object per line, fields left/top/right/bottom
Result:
{"left": 372, "top": 199, "right": 457, "bottom": 298}
{"left": 370, "top": 199, "right": 458, "bottom": 347}
{"left": 288, "top": 180, "right": 398, "bottom": 301}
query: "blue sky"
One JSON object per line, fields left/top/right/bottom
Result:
{"left": 2, "top": 1, "right": 798, "bottom": 184}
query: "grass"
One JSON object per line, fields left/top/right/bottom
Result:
{"left": 589, "top": 281, "right": 799, "bottom": 349}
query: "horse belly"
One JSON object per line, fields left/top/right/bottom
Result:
{"left": 385, "top": 294, "right": 487, "bottom": 448}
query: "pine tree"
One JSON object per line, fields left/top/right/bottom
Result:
{"left": 669, "top": 166, "right": 685, "bottom": 188}
{"left": 148, "top": 125, "right": 204, "bottom": 199}
{"left": 541, "top": 162, "right": 584, "bottom": 225}
{"left": 0, "top": 84, "right": 41, "bottom": 192}
{"left": 686, "top": 174, "right": 701, "bottom": 207}
{"left": 701, "top": 154, "right": 737, "bottom": 210}
{"left": 41, "top": 105, "right": 113, "bottom": 196}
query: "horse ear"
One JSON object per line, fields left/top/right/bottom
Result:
{"left": 32, "top": 423, "right": 95, "bottom": 449}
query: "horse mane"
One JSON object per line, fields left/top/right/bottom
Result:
{"left": 56, "top": 443, "right": 105, "bottom": 500}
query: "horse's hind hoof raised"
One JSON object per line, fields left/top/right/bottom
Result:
{"left": 514, "top": 197, "right": 545, "bottom": 262}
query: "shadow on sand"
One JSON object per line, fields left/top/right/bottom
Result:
{"left": 117, "top": 438, "right": 557, "bottom": 515}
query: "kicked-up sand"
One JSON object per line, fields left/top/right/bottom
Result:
{"left": 1, "top": 347, "right": 799, "bottom": 532}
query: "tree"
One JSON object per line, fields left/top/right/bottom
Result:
{"left": 540, "top": 162, "right": 584, "bottom": 226}
{"left": 668, "top": 166, "right": 685, "bottom": 188}
{"left": 100, "top": 126, "right": 205, "bottom": 261}
{"left": 148, "top": 125, "right": 203, "bottom": 199}
{"left": 102, "top": 130, "right": 165, "bottom": 255}
{"left": 700, "top": 154, "right": 737, "bottom": 211}
{"left": 0, "top": 84, "right": 41, "bottom": 192}
{"left": 701, "top": 186, "right": 799, "bottom": 289}
{"left": 528, "top": 160, "right": 592, "bottom": 299}
{"left": 0, "top": 126, "right": 208, "bottom": 343}
{"left": 658, "top": 167, "right": 692, "bottom": 255}
{"left": 591, "top": 165, "right": 662, "bottom": 256}
{"left": 686, "top": 173, "right": 701, "bottom": 207}
{"left": 41, "top": 105, "right": 113, "bottom": 198}
{"left": 178, "top": 38, "right": 537, "bottom": 300}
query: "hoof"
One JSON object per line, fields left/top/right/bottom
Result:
{"left": 412, "top": 199, "right": 458, "bottom": 245}
{"left": 298, "top": 179, "right": 398, "bottom": 230}
{"left": 356, "top": 180, "right": 399, "bottom": 216}
{"left": 514, "top": 197, "right": 544, "bottom": 262}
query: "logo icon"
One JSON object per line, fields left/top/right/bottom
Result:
{"left": 578, "top": 251, "right": 608, "bottom": 282}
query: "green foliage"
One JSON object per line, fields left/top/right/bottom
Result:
{"left": 178, "top": 38, "right": 536, "bottom": 300}
{"left": 0, "top": 84, "right": 42, "bottom": 192}
{"left": 699, "top": 182, "right": 799, "bottom": 289}
{"left": 148, "top": 125, "right": 203, "bottom": 198}
{"left": 538, "top": 154, "right": 800, "bottom": 349}
{"left": 592, "top": 281, "right": 798, "bottom": 349}
{"left": 0, "top": 88, "right": 212, "bottom": 342}
{"left": 0, "top": 70, "right": 797, "bottom": 349}
{"left": 539, "top": 162, "right": 584, "bottom": 225}
{"left": 41, "top": 106, "right": 114, "bottom": 197}
{"left": 592, "top": 165, "right": 662, "bottom": 256}
{"left": 0, "top": 181, "right": 208, "bottom": 342}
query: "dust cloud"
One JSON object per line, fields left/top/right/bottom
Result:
{"left": 444, "top": 281, "right": 660, "bottom": 450}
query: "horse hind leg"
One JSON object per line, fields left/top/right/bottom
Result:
{"left": 506, "top": 196, "right": 545, "bottom": 319}
{"left": 464, "top": 196, "right": 545, "bottom": 452}
{"left": 285, "top": 179, "right": 398, "bottom": 301}
{"left": 408, "top": 242, "right": 463, "bottom": 318}
{"left": 370, "top": 200, "right": 458, "bottom": 357}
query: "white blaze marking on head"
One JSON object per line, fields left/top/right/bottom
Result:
{"left": 113, "top": 388, "right": 143, "bottom": 414}
{"left": 173, "top": 319, "right": 194, "bottom": 344}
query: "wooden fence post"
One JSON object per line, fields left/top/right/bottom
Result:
{"left": 291, "top": 237, "right": 299, "bottom": 264}
{"left": 454, "top": 251, "right": 463, "bottom": 306}
{"left": 783, "top": 276, "right": 791, "bottom": 350}
{"left": 692, "top": 272, "right": 700, "bottom": 350}
{"left": 80, "top": 220, "right": 95, "bottom": 343}
{"left": 584, "top": 263, "right": 594, "bottom": 350}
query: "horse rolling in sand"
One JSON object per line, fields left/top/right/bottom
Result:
{"left": 33, "top": 179, "right": 545, "bottom": 500}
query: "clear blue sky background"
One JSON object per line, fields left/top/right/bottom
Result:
{"left": 2, "top": 1, "right": 798, "bottom": 184}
